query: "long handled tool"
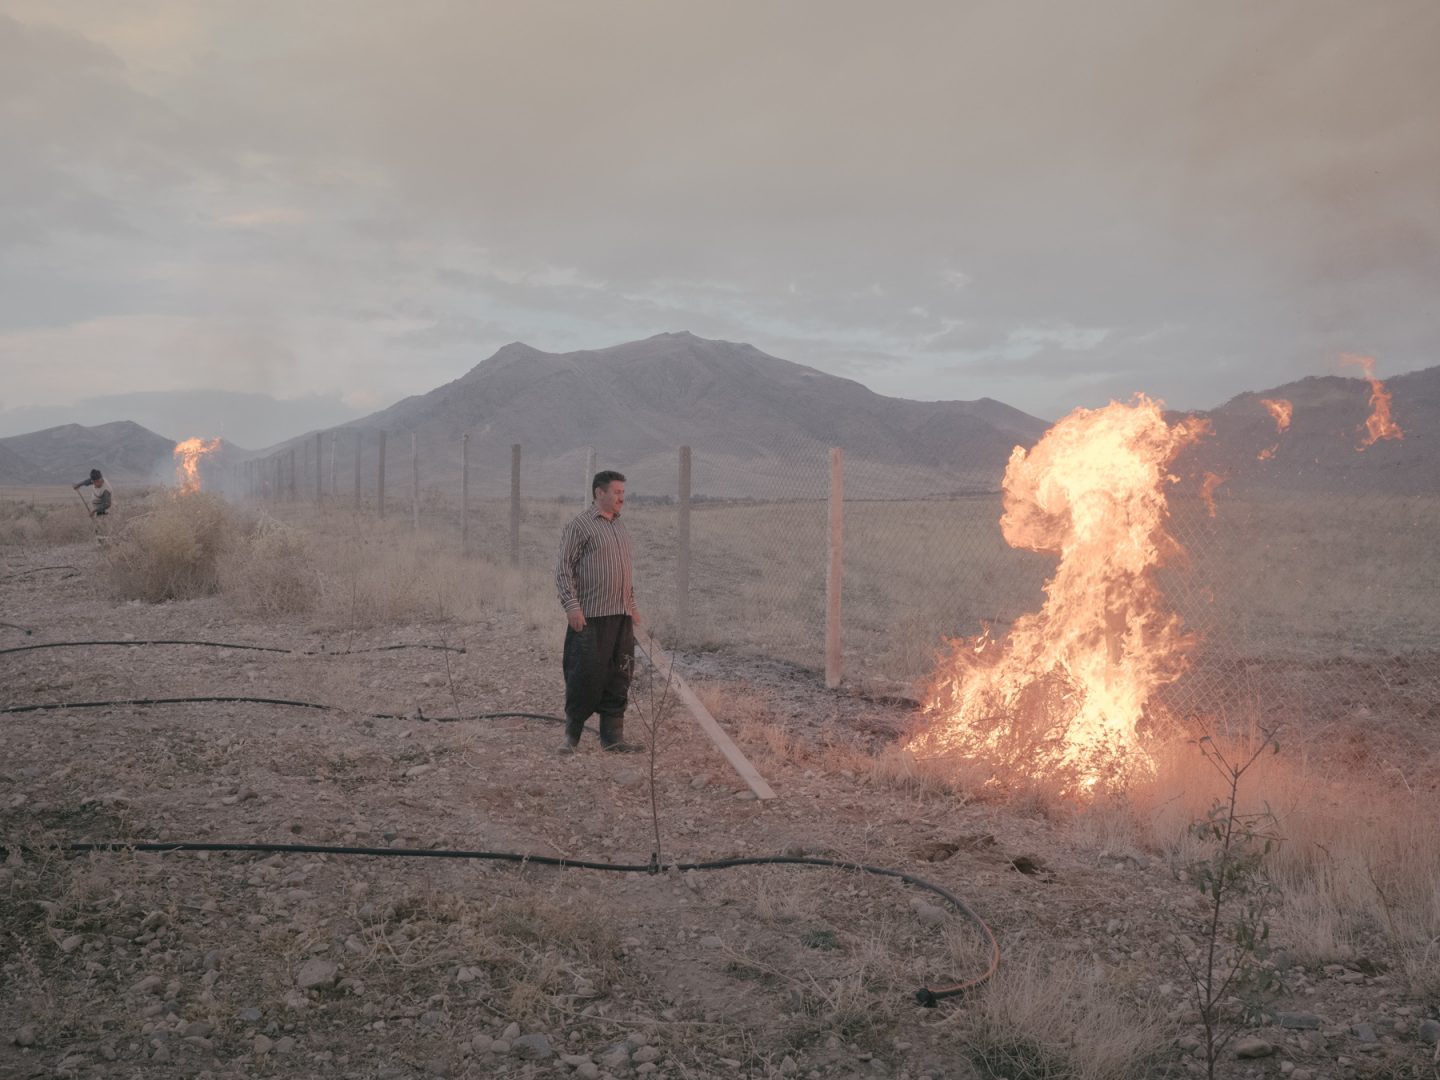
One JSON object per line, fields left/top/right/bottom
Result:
{"left": 74, "top": 487, "right": 105, "bottom": 543}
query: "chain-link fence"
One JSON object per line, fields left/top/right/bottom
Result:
{"left": 238, "top": 423, "right": 1440, "bottom": 769}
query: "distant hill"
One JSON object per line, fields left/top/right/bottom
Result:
{"left": 1175, "top": 365, "right": 1438, "bottom": 498}
{"left": 287, "top": 332, "right": 1051, "bottom": 498}
{"left": 0, "top": 390, "right": 358, "bottom": 448}
{"left": 0, "top": 421, "right": 177, "bottom": 486}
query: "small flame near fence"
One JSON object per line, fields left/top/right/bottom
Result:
{"left": 173, "top": 437, "right": 223, "bottom": 494}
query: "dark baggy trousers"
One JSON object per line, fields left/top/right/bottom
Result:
{"left": 563, "top": 614, "right": 635, "bottom": 746}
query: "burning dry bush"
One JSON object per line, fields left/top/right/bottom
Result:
{"left": 103, "top": 491, "right": 233, "bottom": 601}
{"left": 217, "top": 516, "right": 320, "bottom": 616}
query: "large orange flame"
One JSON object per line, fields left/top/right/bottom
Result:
{"left": 1342, "top": 354, "right": 1403, "bottom": 448}
{"left": 907, "top": 397, "right": 1205, "bottom": 793}
{"left": 173, "top": 437, "right": 222, "bottom": 494}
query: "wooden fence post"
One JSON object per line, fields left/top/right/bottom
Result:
{"left": 411, "top": 433, "right": 419, "bottom": 532}
{"left": 677, "top": 446, "right": 691, "bottom": 631}
{"left": 353, "top": 431, "right": 362, "bottom": 513}
{"left": 460, "top": 432, "right": 470, "bottom": 555}
{"left": 509, "top": 443, "right": 521, "bottom": 566}
{"left": 826, "top": 447, "right": 844, "bottom": 688}
{"left": 315, "top": 432, "right": 323, "bottom": 503}
{"left": 377, "top": 430, "right": 387, "bottom": 519}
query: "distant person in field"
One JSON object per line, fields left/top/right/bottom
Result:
{"left": 554, "top": 470, "right": 644, "bottom": 754}
{"left": 73, "top": 469, "right": 113, "bottom": 516}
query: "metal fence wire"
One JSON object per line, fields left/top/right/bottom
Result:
{"left": 243, "top": 424, "right": 1440, "bottom": 771}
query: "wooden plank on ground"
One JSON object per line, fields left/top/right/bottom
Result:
{"left": 635, "top": 632, "right": 777, "bottom": 801}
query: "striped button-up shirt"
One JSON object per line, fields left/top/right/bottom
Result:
{"left": 555, "top": 504, "right": 636, "bottom": 617}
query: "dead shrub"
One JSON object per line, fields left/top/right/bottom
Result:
{"left": 218, "top": 516, "right": 320, "bottom": 616}
{"left": 959, "top": 952, "right": 1172, "bottom": 1080}
{"left": 103, "top": 491, "right": 232, "bottom": 601}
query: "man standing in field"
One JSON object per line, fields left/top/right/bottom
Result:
{"left": 555, "top": 470, "right": 643, "bottom": 754}
{"left": 73, "top": 469, "right": 113, "bottom": 516}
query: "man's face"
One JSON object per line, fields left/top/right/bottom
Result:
{"left": 595, "top": 480, "right": 625, "bottom": 517}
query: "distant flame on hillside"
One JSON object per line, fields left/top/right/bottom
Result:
{"left": 1257, "top": 398, "right": 1292, "bottom": 460}
{"left": 174, "top": 437, "right": 222, "bottom": 493}
{"left": 907, "top": 397, "right": 1206, "bottom": 794}
{"left": 1260, "top": 398, "right": 1293, "bottom": 432}
{"left": 1343, "top": 354, "right": 1403, "bottom": 448}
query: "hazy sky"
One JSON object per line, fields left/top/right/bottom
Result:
{"left": 2, "top": 0, "right": 1436, "bottom": 427}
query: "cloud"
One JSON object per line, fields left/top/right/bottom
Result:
{"left": 1, "top": 0, "right": 1436, "bottom": 423}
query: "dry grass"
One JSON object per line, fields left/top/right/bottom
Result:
{"left": 1120, "top": 727, "right": 1440, "bottom": 999}
{"left": 957, "top": 952, "right": 1172, "bottom": 1080}
{"left": 0, "top": 486, "right": 164, "bottom": 548}
{"left": 103, "top": 491, "right": 234, "bottom": 601}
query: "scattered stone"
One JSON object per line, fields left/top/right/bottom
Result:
{"left": 780, "top": 1056, "right": 799, "bottom": 1076}
{"left": 689, "top": 776, "right": 708, "bottom": 789}
{"left": 254, "top": 1034, "right": 274, "bottom": 1056}
{"left": 471, "top": 1034, "right": 493, "bottom": 1053}
{"left": 598, "top": 1043, "right": 631, "bottom": 1069}
{"left": 613, "top": 769, "right": 644, "bottom": 788}
{"left": 12, "top": 1024, "right": 37, "bottom": 1047}
{"left": 561, "top": 1053, "right": 593, "bottom": 1067}
{"left": 502, "top": 1022, "right": 521, "bottom": 1041}
{"left": 512, "top": 1034, "right": 553, "bottom": 1060}
{"left": 181, "top": 1021, "right": 213, "bottom": 1038}
{"left": 1351, "top": 1023, "right": 1377, "bottom": 1043}
{"left": 238, "top": 1008, "right": 262, "bottom": 1023}
{"left": 404, "top": 764, "right": 434, "bottom": 778}
{"left": 1234, "top": 1037, "right": 1275, "bottom": 1059}
{"left": 910, "top": 900, "right": 948, "bottom": 927}
{"left": 490, "top": 1039, "right": 511, "bottom": 1055}
{"left": 699, "top": 935, "right": 724, "bottom": 948}
{"left": 275, "top": 1035, "right": 296, "bottom": 1054}
{"left": 1276, "top": 1012, "right": 1322, "bottom": 1030}
{"left": 633, "top": 1045, "right": 661, "bottom": 1064}
{"left": 296, "top": 957, "right": 339, "bottom": 990}
{"left": 576, "top": 1063, "right": 600, "bottom": 1079}
{"left": 130, "top": 974, "right": 163, "bottom": 995}
{"left": 1418, "top": 1019, "right": 1440, "bottom": 1045}
{"left": 735, "top": 791, "right": 758, "bottom": 801}
{"left": 59, "top": 934, "right": 83, "bottom": 954}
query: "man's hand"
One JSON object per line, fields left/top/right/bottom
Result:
{"left": 566, "top": 608, "right": 586, "bottom": 632}
{"left": 629, "top": 608, "right": 643, "bottom": 630}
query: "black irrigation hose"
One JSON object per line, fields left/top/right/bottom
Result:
{"left": 0, "top": 639, "right": 465, "bottom": 658}
{"left": 0, "top": 696, "right": 555, "bottom": 725}
{"left": 0, "top": 621, "right": 34, "bottom": 635}
{"left": 1, "top": 839, "right": 998, "bottom": 1004}
{"left": 0, "top": 564, "right": 79, "bottom": 582}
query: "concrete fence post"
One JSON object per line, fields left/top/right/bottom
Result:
{"left": 461, "top": 432, "right": 470, "bottom": 555}
{"left": 509, "top": 443, "right": 521, "bottom": 567}
{"left": 411, "top": 433, "right": 419, "bottom": 532}
{"left": 353, "top": 431, "right": 362, "bottom": 513}
{"left": 329, "top": 432, "right": 338, "bottom": 505}
{"left": 315, "top": 432, "right": 323, "bottom": 503}
{"left": 678, "top": 445, "right": 691, "bottom": 631}
{"left": 584, "top": 447, "right": 596, "bottom": 504}
{"left": 377, "top": 430, "right": 387, "bottom": 520}
{"left": 826, "top": 447, "right": 844, "bottom": 688}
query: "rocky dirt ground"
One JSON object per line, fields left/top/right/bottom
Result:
{"left": 3, "top": 541, "right": 1439, "bottom": 1080}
